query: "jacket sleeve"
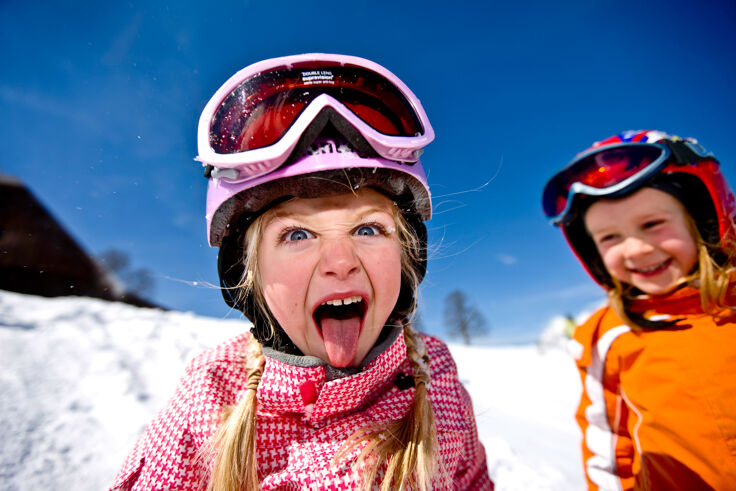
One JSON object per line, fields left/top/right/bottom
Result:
{"left": 109, "top": 364, "right": 208, "bottom": 491}
{"left": 454, "top": 383, "right": 494, "bottom": 491}
{"left": 572, "top": 310, "right": 634, "bottom": 491}
{"left": 423, "top": 335, "right": 493, "bottom": 490}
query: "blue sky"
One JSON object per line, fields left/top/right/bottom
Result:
{"left": 3, "top": 0, "right": 735, "bottom": 343}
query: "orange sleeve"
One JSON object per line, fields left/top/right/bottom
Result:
{"left": 572, "top": 310, "right": 634, "bottom": 491}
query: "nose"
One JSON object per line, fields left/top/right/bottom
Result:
{"left": 621, "top": 236, "right": 655, "bottom": 259}
{"left": 318, "top": 237, "right": 361, "bottom": 280}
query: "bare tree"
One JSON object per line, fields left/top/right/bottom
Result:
{"left": 97, "top": 248, "right": 155, "bottom": 299}
{"left": 444, "top": 289, "right": 488, "bottom": 345}
{"left": 97, "top": 249, "right": 130, "bottom": 274}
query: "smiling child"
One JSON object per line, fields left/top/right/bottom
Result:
{"left": 543, "top": 130, "right": 736, "bottom": 490}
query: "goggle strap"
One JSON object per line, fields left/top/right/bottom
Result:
{"left": 666, "top": 140, "right": 714, "bottom": 166}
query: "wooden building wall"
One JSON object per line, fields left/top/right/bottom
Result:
{"left": 0, "top": 175, "right": 158, "bottom": 308}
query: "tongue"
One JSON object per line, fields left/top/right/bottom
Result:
{"left": 321, "top": 316, "right": 361, "bottom": 368}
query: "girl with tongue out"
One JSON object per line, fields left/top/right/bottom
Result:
{"left": 542, "top": 130, "right": 736, "bottom": 490}
{"left": 111, "top": 54, "right": 491, "bottom": 491}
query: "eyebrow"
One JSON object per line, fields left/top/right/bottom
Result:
{"left": 588, "top": 227, "right": 616, "bottom": 238}
{"left": 264, "top": 206, "right": 394, "bottom": 227}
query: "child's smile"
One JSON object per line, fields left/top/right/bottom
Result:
{"left": 257, "top": 188, "right": 402, "bottom": 367}
{"left": 627, "top": 257, "right": 673, "bottom": 276}
{"left": 584, "top": 187, "right": 698, "bottom": 296}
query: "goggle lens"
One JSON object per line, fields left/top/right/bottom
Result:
{"left": 543, "top": 145, "right": 665, "bottom": 220}
{"left": 210, "top": 62, "right": 424, "bottom": 154}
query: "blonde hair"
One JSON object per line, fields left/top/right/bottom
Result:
{"left": 206, "top": 201, "right": 440, "bottom": 490}
{"left": 608, "top": 208, "right": 736, "bottom": 330}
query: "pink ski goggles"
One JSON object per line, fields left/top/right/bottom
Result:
{"left": 196, "top": 53, "right": 434, "bottom": 181}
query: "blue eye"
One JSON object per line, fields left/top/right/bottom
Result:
{"left": 285, "top": 229, "right": 313, "bottom": 241}
{"left": 355, "top": 225, "right": 380, "bottom": 236}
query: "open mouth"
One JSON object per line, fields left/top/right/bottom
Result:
{"left": 312, "top": 295, "right": 367, "bottom": 367}
{"left": 313, "top": 296, "right": 367, "bottom": 330}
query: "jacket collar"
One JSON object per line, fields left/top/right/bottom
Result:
{"left": 628, "top": 284, "right": 705, "bottom": 316}
{"left": 629, "top": 283, "right": 736, "bottom": 318}
{"left": 256, "top": 326, "right": 407, "bottom": 420}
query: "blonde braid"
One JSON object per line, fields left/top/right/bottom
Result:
{"left": 336, "top": 320, "right": 440, "bottom": 491}
{"left": 206, "top": 334, "right": 264, "bottom": 491}
{"left": 395, "top": 321, "right": 440, "bottom": 490}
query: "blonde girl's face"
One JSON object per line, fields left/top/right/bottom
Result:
{"left": 584, "top": 187, "right": 699, "bottom": 296}
{"left": 256, "top": 188, "right": 402, "bottom": 368}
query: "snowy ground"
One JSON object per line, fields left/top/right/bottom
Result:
{"left": 0, "top": 290, "right": 584, "bottom": 490}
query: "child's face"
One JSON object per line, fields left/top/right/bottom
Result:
{"left": 257, "top": 188, "right": 402, "bottom": 368}
{"left": 584, "top": 187, "right": 698, "bottom": 295}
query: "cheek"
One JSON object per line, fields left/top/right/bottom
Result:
{"left": 670, "top": 237, "right": 699, "bottom": 272}
{"left": 258, "top": 249, "right": 310, "bottom": 321}
{"left": 369, "top": 244, "right": 403, "bottom": 305}
{"left": 262, "top": 281, "right": 298, "bottom": 318}
{"left": 684, "top": 245, "right": 699, "bottom": 272}
{"left": 599, "top": 246, "right": 626, "bottom": 278}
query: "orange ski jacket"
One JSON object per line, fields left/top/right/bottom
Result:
{"left": 570, "top": 287, "right": 736, "bottom": 490}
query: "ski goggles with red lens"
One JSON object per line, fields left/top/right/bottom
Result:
{"left": 196, "top": 53, "right": 434, "bottom": 182}
{"left": 543, "top": 139, "right": 714, "bottom": 224}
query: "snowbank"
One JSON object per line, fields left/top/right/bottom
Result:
{"left": 0, "top": 290, "right": 584, "bottom": 490}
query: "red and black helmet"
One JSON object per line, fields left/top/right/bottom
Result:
{"left": 542, "top": 130, "right": 736, "bottom": 288}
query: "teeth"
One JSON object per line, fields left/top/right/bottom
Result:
{"left": 633, "top": 261, "right": 668, "bottom": 273}
{"left": 322, "top": 295, "right": 362, "bottom": 307}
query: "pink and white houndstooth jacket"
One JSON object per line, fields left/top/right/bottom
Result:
{"left": 111, "top": 329, "right": 492, "bottom": 490}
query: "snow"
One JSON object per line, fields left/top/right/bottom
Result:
{"left": 0, "top": 290, "right": 585, "bottom": 490}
